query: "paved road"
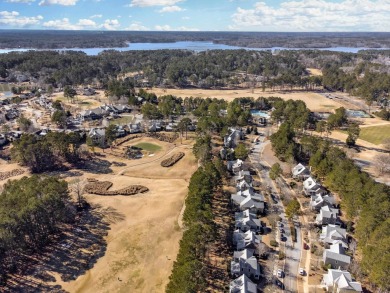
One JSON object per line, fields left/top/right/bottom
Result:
{"left": 249, "top": 136, "right": 302, "bottom": 293}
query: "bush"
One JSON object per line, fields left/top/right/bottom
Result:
{"left": 278, "top": 251, "right": 286, "bottom": 260}
{"left": 161, "top": 152, "right": 185, "bottom": 167}
{"left": 270, "top": 240, "right": 279, "bottom": 247}
{"left": 290, "top": 226, "right": 297, "bottom": 242}
{"left": 311, "top": 245, "right": 317, "bottom": 254}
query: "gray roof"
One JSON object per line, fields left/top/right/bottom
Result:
{"left": 230, "top": 274, "right": 257, "bottom": 293}
{"left": 231, "top": 256, "right": 260, "bottom": 277}
{"left": 233, "top": 230, "right": 261, "bottom": 250}
{"left": 320, "top": 224, "right": 347, "bottom": 246}
{"left": 323, "top": 243, "right": 351, "bottom": 264}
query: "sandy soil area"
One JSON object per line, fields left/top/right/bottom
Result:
{"left": 306, "top": 68, "right": 322, "bottom": 76}
{"left": 149, "top": 88, "right": 344, "bottom": 112}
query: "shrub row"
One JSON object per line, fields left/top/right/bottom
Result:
{"left": 161, "top": 152, "right": 185, "bottom": 167}
{"left": 85, "top": 179, "right": 148, "bottom": 196}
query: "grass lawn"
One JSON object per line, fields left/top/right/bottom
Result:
{"left": 133, "top": 142, "right": 162, "bottom": 152}
{"left": 0, "top": 83, "right": 11, "bottom": 92}
{"left": 359, "top": 125, "right": 390, "bottom": 145}
{"left": 109, "top": 116, "right": 133, "bottom": 125}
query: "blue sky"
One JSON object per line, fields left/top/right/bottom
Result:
{"left": 1, "top": 0, "right": 389, "bottom": 31}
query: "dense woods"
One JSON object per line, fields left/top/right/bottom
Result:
{"left": 270, "top": 99, "right": 390, "bottom": 291}
{"left": 11, "top": 132, "right": 84, "bottom": 173}
{"left": 1, "top": 48, "right": 388, "bottom": 112}
{"left": 1, "top": 31, "right": 390, "bottom": 49}
{"left": 0, "top": 176, "right": 75, "bottom": 283}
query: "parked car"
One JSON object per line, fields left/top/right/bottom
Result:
{"left": 277, "top": 269, "right": 284, "bottom": 278}
{"left": 299, "top": 268, "right": 305, "bottom": 276}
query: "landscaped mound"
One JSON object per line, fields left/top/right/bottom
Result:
{"left": 161, "top": 152, "right": 185, "bottom": 167}
{"left": 0, "top": 169, "right": 25, "bottom": 181}
{"left": 85, "top": 178, "right": 148, "bottom": 196}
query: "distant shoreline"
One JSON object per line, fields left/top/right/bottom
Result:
{"left": 1, "top": 30, "right": 390, "bottom": 51}
{"left": 1, "top": 41, "right": 389, "bottom": 55}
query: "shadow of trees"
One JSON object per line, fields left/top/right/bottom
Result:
{"left": 76, "top": 158, "right": 113, "bottom": 174}
{"left": 1, "top": 204, "right": 124, "bottom": 292}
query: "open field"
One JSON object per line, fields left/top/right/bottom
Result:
{"left": 358, "top": 125, "right": 390, "bottom": 145}
{"left": 55, "top": 138, "right": 197, "bottom": 293}
{"left": 306, "top": 68, "right": 322, "bottom": 76}
{"left": 0, "top": 136, "right": 198, "bottom": 293}
{"left": 133, "top": 142, "right": 162, "bottom": 152}
{"left": 149, "top": 88, "right": 345, "bottom": 112}
{"left": 50, "top": 90, "right": 109, "bottom": 111}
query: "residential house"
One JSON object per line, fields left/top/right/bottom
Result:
{"left": 236, "top": 179, "right": 252, "bottom": 192}
{"left": 80, "top": 108, "right": 107, "bottom": 120}
{"left": 303, "top": 176, "right": 326, "bottom": 196}
{"left": 323, "top": 243, "right": 351, "bottom": 270}
{"left": 233, "top": 230, "right": 261, "bottom": 251}
{"left": 316, "top": 206, "right": 340, "bottom": 226}
{"left": 322, "top": 269, "right": 362, "bottom": 292}
{"left": 229, "top": 274, "right": 257, "bottom": 293}
{"left": 128, "top": 122, "right": 142, "bottom": 133}
{"left": 235, "top": 210, "right": 261, "bottom": 233}
{"left": 227, "top": 159, "right": 244, "bottom": 173}
{"left": 83, "top": 88, "right": 96, "bottom": 96}
{"left": 292, "top": 163, "right": 310, "bottom": 180}
{"left": 320, "top": 225, "right": 348, "bottom": 249}
{"left": 0, "top": 134, "right": 7, "bottom": 146}
{"left": 224, "top": 128, "right": 244, "bottom": 148}
{"left": 231, "top": 249, "right": 261, "bottom": 280}
{"left": 148, "top": 120, "right": 162, "bottom": 132}
{"left": 235, "top": 170, "right": 252, "bottom": 184}
{"left": 88, "top": 128, "right": 105, "bottom": 146}
{"left": 231, "top": 189, "right": 265, "bottom": 214}
{"left": 310, "top": 194, "right": 335, "bottom": 211}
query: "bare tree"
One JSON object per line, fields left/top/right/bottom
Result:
{"left": 374, "top": 154, "right": 390, "bottom": 175}
{"left": 70, "top": 179, "right": 86, "bottom": 207}
{"left": 382, "top": 137, "right": 390, "bottom": 152}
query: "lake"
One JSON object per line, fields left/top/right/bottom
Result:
{"left": 0, "top": 41, "right": 387, "bottom": 55}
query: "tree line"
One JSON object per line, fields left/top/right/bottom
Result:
{"left": 166, "top": 140, "right": 222, "bottom": 292}
{"left": 11, "top": 132, "right": 84, "bottom": 173}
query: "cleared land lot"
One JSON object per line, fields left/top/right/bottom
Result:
{"left": 149, "top": 88, "right": 344, "bottom": 112}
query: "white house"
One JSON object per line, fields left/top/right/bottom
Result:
{"left": 303, "top": 176, "right": 326, "bottom": 196}
{"left": 292, "top": 163, "right": 310, "bottom": 180}
{"left": 235, "top": 210, "right": 262, "bottom": 233}
{"left": 320, "top": 224, "right": 348, "bottom": 249}
{"left": 310, "top": 194, "right": 335, "bottom": 211}
{"left": 233, "top": 230, "right": 261, "bottom": 251}
{"left": 316, "top": 206, "right": 340, "bottom": 226}
{"left": 230, "top": 274, "right": 257, "bottom": 293}
{"left": 231, "top": 189, "right": 265, "bottom": 213}
{"left": 231, "top": 249, "right": 261, "bottom": 280}
{"left": 322, "top": 269, "right": 362, "bottom": 292}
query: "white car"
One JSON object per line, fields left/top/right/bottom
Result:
{"left": 299, "top": 268, "right": 305, "bottom": 276}
{"left": 277, "top": 269, "right": 284, "bottom": 278}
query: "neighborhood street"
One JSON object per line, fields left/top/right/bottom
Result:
{"left": 249, "top": 135, "right": 302, "bottom": 293}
